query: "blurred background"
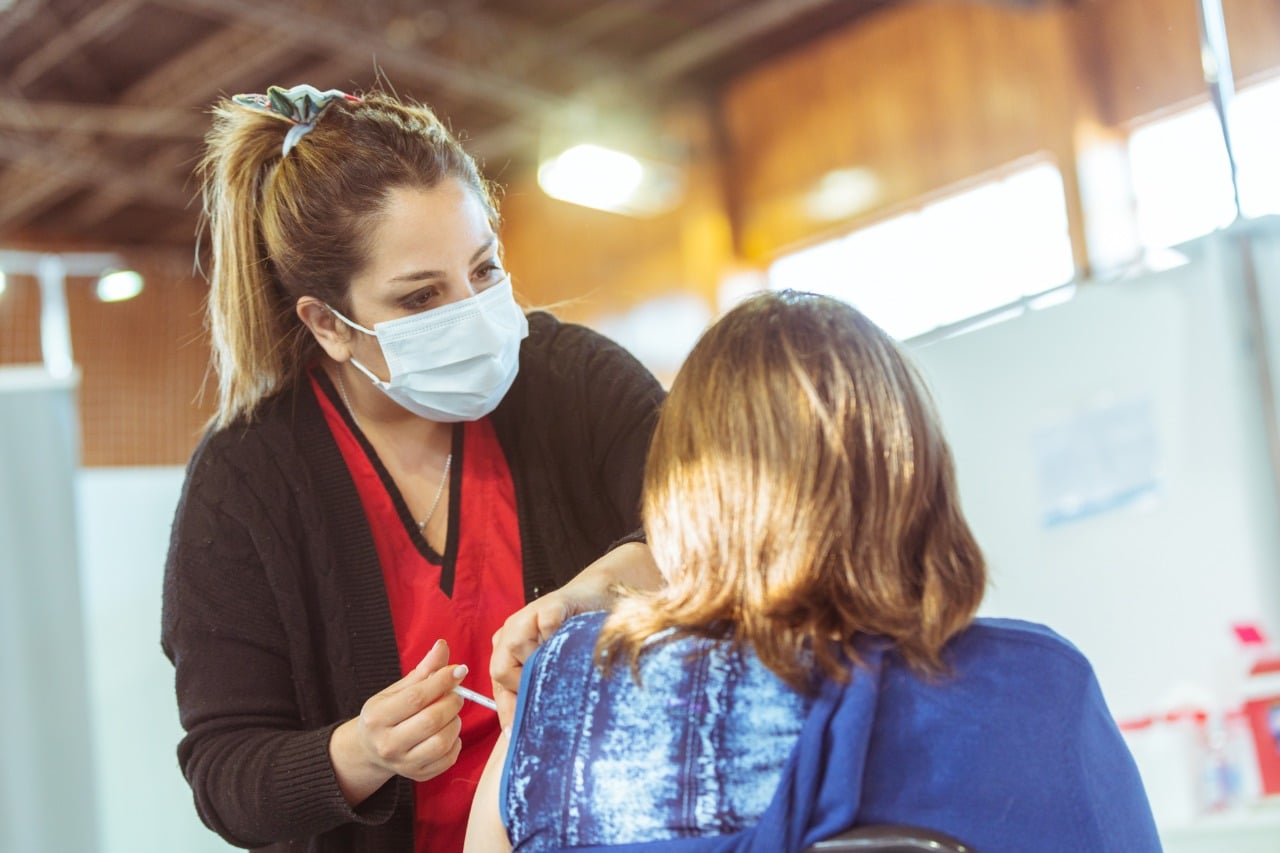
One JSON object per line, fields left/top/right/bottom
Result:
{"left": 3, "top": 0, "right": 1280, "bottom": 850}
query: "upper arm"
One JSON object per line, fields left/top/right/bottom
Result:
{"left": 164, "top": 468, "right": 295, "bottom": 735}
{"left": 465, "top": 730, "right": 513, "bottom": 853}
{"left": 162, "top": 452, "right": 356, "bottom": 845}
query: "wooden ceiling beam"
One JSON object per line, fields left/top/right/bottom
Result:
{"left": 155, "top": 0, "right": 570, "bottom": 115}
{"left": 141, "top": 0, "right": 659, "bottom": 181}
{"left": 551, "top": 0, "right": 672, "bottom": 45}
{"left": 451, "top": 7, "right": 634, "bottom": 84}
{"left": 469, "top": 0, "right": 856, "bottom": 161}
{"left": 0, "top": 0, "right": 661, "bottom": 233}
{"left": 62, "top": 54, "right": 357, "bottom": 234}
{"left": 60, "top": 146, "right": 198, "bottom": 235}
{"left": 0, "top": 23, "right": 290, "bottom": 229}
{"left": 0, "top": 99, "right": 203, "bottom": 137}
{"left": 0, "top": 135, "right": 192, "bottom": 209}
{"left": 639, "top": 0, "right": 864, "bottom": 83}
{"left": 462, "top": 0, "right": 684, "bottom": 163}
{"left": 9, "top": 0, "right": 143, "bottom": 89}
{"left": 0, "top": 0, "right": 45, "bottom": 44}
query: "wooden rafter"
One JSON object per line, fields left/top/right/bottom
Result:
{"left": 0, "top": 99, "right": 204, "bottom": 137}
{"left": 0, "top": 22, "right": 297, "bottom": 228}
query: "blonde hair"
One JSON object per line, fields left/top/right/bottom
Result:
{"left": 598, "top": 291, "right": 986, "bottom": 691}
{"left": 198, "top": 89, "right": 501, "bottom": 427}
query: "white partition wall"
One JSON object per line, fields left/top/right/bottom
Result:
{"left": 908, "top": 219, "right": 1280, "bottom": 843}
{"left": 76, "top": 466, "right": 232, "bottom": 853}
{"left": 910, "top": 220, "right": 1280, "bottom": 721}
{"left": 0, "top": 367, "right": 99, "bottom": 853}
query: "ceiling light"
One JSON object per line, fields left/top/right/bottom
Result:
{"left": 0, "top": 268, "right": 6, "bottom": 298}
{"left": 538, "top": 143, "right": 684, "bottom": 217}
{"left": 804, "top": 168, "right": 882, "bottom": 222}
{"left": 95, "top": 269, "right": 144, "bottom": 302}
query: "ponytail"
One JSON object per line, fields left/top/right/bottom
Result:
{"left": 200, "top": 105, "right": 295, "bottom": 428}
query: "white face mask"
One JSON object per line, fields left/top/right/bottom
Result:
{"left": 327, "top": 277, "right": 529, "bottom": 422}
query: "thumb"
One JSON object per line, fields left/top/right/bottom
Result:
{"left": 494, "top": 682, "right": 517, "bottom": 731}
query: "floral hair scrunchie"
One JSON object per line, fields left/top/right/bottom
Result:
{"left": 231, "top": 84, "right": 361, "bottom": 157}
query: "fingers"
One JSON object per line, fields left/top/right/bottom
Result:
{"left": 404, "top": 661, "right": 468, "bottom": 709}
{"left": 385, "top": 638, "right": 451, "bottom": 694}
{"left": 358, "top": 644, "right": 472, "bottom": 780}
{"left": 360, "top": 693, "right": 462, "bottom": 774}
{"left": 490, "top": 596, "right": 569, "bottom": 695}
{"left": 418, "top": 636, "right": 452, "bottom": 673}
{"left": 366, "top": 652, "right": 459, "bottom": 731}
{"left": 401, "top": 714, "right": 464, "bottom": 781}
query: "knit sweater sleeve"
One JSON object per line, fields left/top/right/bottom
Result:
{"left": 160, "top": 427, "right": 396, "bottom": 847}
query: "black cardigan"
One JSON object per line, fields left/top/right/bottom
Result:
{"left": 161, "top": 312, "right": 664, "bottom": 852}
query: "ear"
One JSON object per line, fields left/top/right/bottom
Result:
{"left": 296, "top": 296, "right": 353, "bottom": 362}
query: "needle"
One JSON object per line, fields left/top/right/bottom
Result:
{"left": 453, "top": 685, "right": 498, "bottom": 711}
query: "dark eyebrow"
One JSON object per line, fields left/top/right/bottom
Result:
{"left": 386, "top": 238, "right": 499, "bottom": 285}
{"left": 471, "top": 237, "right": 498, "bottom": 265}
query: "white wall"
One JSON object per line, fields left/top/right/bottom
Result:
{"left": 0, "top": 368, "right": 99, "bottom": 853}
{"left": 76, "top": 466, "right": 232, "bottom": 853}
{"left": 909, "top": 220, "right": 1280, "bottom": 722}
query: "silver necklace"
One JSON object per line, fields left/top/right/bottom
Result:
{"left": 335, "top": 369, "right": 452, "bottom": 532}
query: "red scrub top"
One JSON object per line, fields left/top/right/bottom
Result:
{"left": 312, "top": 373, "right": 526, "bottom": 853}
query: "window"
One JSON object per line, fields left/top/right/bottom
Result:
{"left": 1231, "top": 76, "right": 1280, "bottom": 218}
{"left": 1127, "top": 74, "right": 1280, "bottom": 250}
{"left": 1128, "top": 105, "right": 1237, "bottom": 249}
{"left": 767, "top": 161, "right": 1075, "bottom": 341}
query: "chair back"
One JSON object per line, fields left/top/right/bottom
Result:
{"left": 802, "top": 823, "right": 977, "bottom": 852}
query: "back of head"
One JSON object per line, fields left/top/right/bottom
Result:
{"left": 199, "top": 87, "right": 500, "bottom": 427}
{"left": 600, "top": 291, "right": 986, "bottom": 689}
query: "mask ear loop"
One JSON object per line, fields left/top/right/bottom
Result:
{"left": 324, "top": 305, "right": 387, "bottom": 389}
{"left": 325, "top": 304, "right": 376, "bottom": 337}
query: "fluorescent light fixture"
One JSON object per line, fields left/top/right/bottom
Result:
{"left": 96, "top": 269, "right": 144, "bottom": 302}
{"left": 0, "top": 268, "right": 6, "bottom": 298}
{"left": 538, "top": 143, "right": 684, "bottom": 217}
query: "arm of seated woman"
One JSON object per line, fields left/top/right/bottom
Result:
{"left": 464, "top": 728, "right": 513, "bottom": 853}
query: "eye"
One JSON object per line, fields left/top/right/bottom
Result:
{"left": 400, "top": 286, "right": 438, "bottom": 311}
{"left": 472, "top": 259, "right": 506, "bottom": 289}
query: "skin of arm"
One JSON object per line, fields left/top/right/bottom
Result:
{"left": 488, "top": 540, "right": 661, "bottom": 726}
{"left": 464, "top": 728, "right": 513, "bottom": 853}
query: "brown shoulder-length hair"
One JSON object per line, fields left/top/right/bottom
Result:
{"left": 198, "top": 88, "right": 501, "bottom": 428}
{"left": 597, "top": 290, "right": 986, "bottom": 691}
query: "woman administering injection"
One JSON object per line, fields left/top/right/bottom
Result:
{"left": 161, "top": 84, "right": 664, "bottom": 853}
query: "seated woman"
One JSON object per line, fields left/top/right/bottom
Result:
{"left": 466, "top": 291, "right": 1161, "bottom": 853}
